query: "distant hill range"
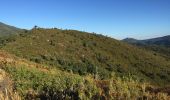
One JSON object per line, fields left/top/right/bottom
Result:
{"left": 123, "top": 35, "right": 170, "bottom": 60}
{"left": 123, "top": 35, "right": 170, "bottom": 47}
{"left": 0, "top": 22, "right": 22, "bottom": 37}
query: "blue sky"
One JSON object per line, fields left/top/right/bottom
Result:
{"left": 0, "top": 0, "right": 170, "bottom": 39}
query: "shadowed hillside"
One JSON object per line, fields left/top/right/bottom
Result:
{"left": 123, "top": 36, "right": 170, "bottom": 60}
{"left": 0, "top": 22, "right": 22, "bottom": 37}
{"left": 123, "top": 35, "right": 170, "bottom": 47}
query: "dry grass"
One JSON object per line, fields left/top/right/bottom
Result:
{"left": 0, "top": 67, "right": 21, "bottom": 100}
{"left": 0, "top": 88, "right": 21, "bottom": 100}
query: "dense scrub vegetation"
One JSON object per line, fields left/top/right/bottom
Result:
{"left": 3, "top": 65, "right": 96, "bottom": 99}
{"left": 1, "top": 60, "right": 169, "bottom": 100}
{"left": 0, "top": 25, "right": 169, "bottom": 99}
{"left": 134, "top": 44, "right": 170, "bottom": 61}
{"left": 1, "top": 28, "right": 170, "bottom": 86}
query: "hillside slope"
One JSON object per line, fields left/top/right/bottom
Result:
{"left": 0, "top": 22, "right": 22, "bottom": 37}
{"left": 2, "top": 28, "right": 170, "bottom": 86}
{"left": 0, "top": 50, "right": 169, "bottom": 99}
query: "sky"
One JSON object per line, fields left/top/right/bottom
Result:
{"left": 0, "top": 0, "right": 170, "bottom": 40}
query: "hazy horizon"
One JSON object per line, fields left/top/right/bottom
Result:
{"left": 0, "top": 0, "right": 170, "bottom": 39}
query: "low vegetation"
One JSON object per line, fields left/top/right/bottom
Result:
{"left": 0, "top": 50, "right": 168, "bottom": 99}
{"left": 2, "top": 62, "right": 170, "bottom": 99}
{"left": 0, "top": 26, "right": 169, "bottom": 99}
{"left": 2, "top": 28, "right": 170, "bottom": 86}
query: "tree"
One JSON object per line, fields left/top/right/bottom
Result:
{"left": 33, "top": 25, "right": 38, "bottom": 29}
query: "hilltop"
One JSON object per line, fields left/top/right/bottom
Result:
{"left": 122, "top": 38, "right": 139, "bottom": 44}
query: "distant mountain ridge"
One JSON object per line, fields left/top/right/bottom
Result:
{"left": 123, "top": 35, "right": 170, "bottom": 60}
{"left": 122, "top": 38, "right": 138, "bottom": 44}
{"left": 142, "top": 35, "right": 170, "bottom": 47}
{"left": 0, "top": 22, "right": 22, "bottom": 37}
{"left": 123, "top": 35, "right": 170, "bottom": 47}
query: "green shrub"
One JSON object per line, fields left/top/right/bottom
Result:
{"left": 3, "top": 65, "right": 99, "bottom": 99}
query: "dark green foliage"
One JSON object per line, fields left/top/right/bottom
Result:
{"left": 0, "top": 35, "right": 17, "bottom": 47}
{"left": 30, "top": 57, "right": 42, "bottom": 63}
{"left": 96, "top": 53, "right": 109, "bottom": 63}
{"left": 105, "top": 63, "right": 114, "bottom": 71}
